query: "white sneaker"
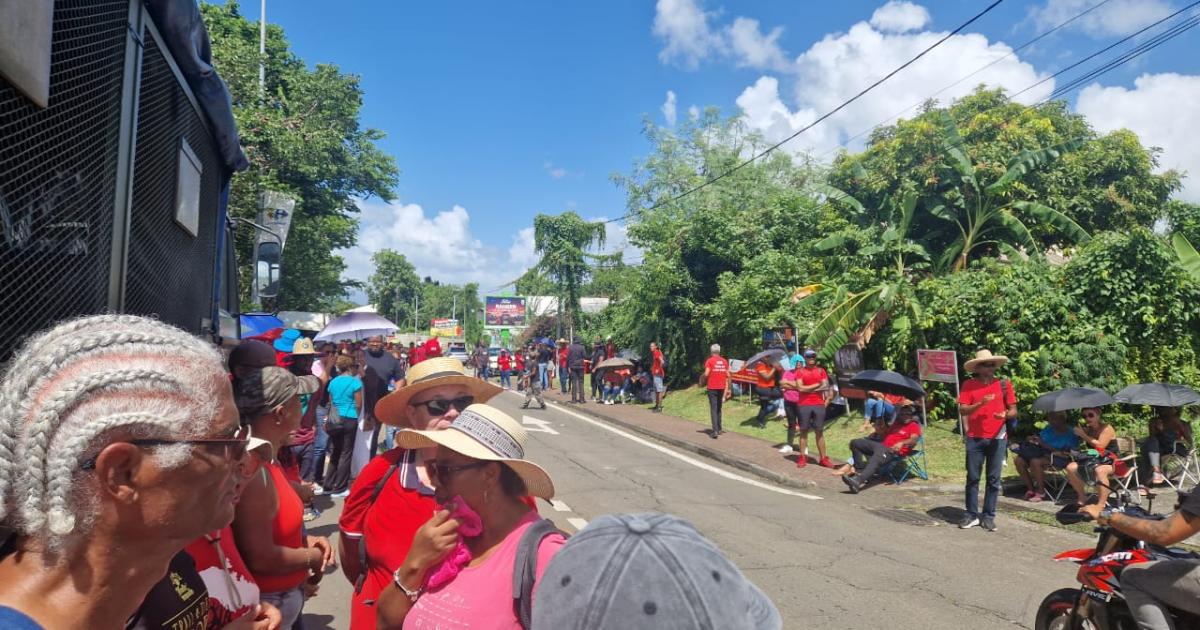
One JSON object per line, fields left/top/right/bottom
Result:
{"left": 779, "top": 445, "right": 794, "bottom": 454}
{"left": 311, "top": 483, "right": 324, "bottom": 495}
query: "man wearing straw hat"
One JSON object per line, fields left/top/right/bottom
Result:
{"left": 958, "top": 349, "right": 1017, "bottom": 532}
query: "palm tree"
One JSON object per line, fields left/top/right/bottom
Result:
{"left": 532, "top": 212, "right": 607, "bottom": 336}
{"left": 929, "top": 111, "right": 1090, "bottom": 271}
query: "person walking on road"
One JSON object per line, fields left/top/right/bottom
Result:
{"left": 537, "top": 342, "right": 553, "bottom": 391}
{"left": 471, "top": 343, "right": 489, "bottom": 381}
{"left": 792, "top": 349, "right": 833, "bottom": 469}
{"left": 522, "top": 347, "right": 547, "bottom": 409}
{"left": 557, "top": 339, "right": 570, "bottom": 395}
{"left": 958, "top": 349, "right": 1017, "bottom": 532}
{"left": 702, "top": 344, "right": 732, "bottom": 438}
{"left": 650, "top": 341, "right": 667, "bottom": 412}
{"left": 497, "top": 349, "right": 512, "bottom": 390}
{"left": 323, "top": 354, "right": 363, "bottom": 497}
{"left": 567, "top": 337, "right": 587, "bottom": 403}
{"left": 590, "top": 337, "right": 606, "bottom": 402}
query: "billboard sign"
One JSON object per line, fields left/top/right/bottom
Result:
{"left": 430, "top": 318, "right": 461, "bottom": 338}
{"left": 917, "top": 349, "right": 959, "bottom": 384}
{"left": 485, "top": 296, "right": 526, "bottom": 327}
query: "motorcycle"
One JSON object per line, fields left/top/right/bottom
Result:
{"left": 1035, "top": 491, "right": 1200, "bottom": 629}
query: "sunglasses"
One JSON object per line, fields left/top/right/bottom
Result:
{"left": 410, "top": 395, "right": 475, "bottom": 416}
{"left": 1084, "top": 412, "right": 1100, "bottom": 419}
{"left": 978, "top": 363, "right": 997, "bottom": 369}
{"left": 425, "top": 459, "right": 489, "bottom": 484}
{"left": 81, "top": 425, "right": 251, "bottom": 470}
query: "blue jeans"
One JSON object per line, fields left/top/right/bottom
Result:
{"left": 383, "top": 424, "right": 400, "bottom": 451}
{"left": 965, "top": 436, "right": 1007, "bottom": 520}
{"left": 538, "top": 362, "right": 549, "bottom": 390}
{"left": 559, "top": 366, "right": 569, "bottom": 393}
{"left": 864, "top": 398, "right": 895, "bottom": 421}
{"left": 500, "top": 369, "right": 511, "bottom": 389}
{"left": 301, "top": 408, "right": 329, "bottom": 483}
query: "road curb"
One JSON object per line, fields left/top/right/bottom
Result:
{"left": 548, "top": 401, "right": 819, "bottom": 493}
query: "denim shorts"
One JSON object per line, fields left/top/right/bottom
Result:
{"left": 653, "top": 376, "right": 665, "bottom": 393}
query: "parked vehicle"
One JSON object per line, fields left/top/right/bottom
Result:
{"left": 446, "top": 341, "right": 469, "bottom": 364}
{"left": 1035, "top": 499, "right": 1200, "bottom": 629}
{"left": 488, "top": 346, "right": 502, "bottom": 371}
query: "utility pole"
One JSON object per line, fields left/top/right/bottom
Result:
{"left": 452, "top": 294, "right": 457, "bottom": 323}
{"left": 258, "top": 0, "right": 266, "bottom": 100}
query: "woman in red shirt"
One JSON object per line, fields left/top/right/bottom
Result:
{"left": 338, "top": 357, "right": 503, "bottom": 630}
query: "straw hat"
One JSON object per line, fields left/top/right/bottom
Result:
{"left": 397, "top": 403, "right": 555, "bottom": 500}
{"left": 375, "top": 356, "right": 502, "bottom": 428}
{"left": 964, "top": 349, "right": 1009, "bottom": 373}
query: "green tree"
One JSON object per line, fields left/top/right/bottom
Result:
{"left": 532, "top": 212, "right": 607, "bottom": 336}
{"left": 202, "top": 2, "right": 399, "bottom": 311}
{"left": 366, "top": 250, "right": 420, "bottom": 329}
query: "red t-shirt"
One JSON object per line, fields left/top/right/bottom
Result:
{"left": 515, "top": 353, "right": 525, "bottom": 371}
{"left": 606, "top": 342, "right": 616, "bottom": 359}
{"left": 959, "top": 378, "right": 1016, "bottom": 438}
{"left": 185, "top": 528, "right": 260, "bottom": 628}
{"left": 883, "top": 421, "right": 922, "bottom": 456}
{"left": 651, "top": 349, "right": 665, "bottom": 377}
{"left": 558, "top": 347, "right": 568, "bottom": 368}
{"left": 498, "top": 354, "right": 511, "bottom": 371}
{"left": 339, "top": 449, "right": 439, "bottom": 630}
{"left": 704, "top": 356, "right": 730, "bottom": 391}
{"left": 605, "top": 368, "right": 629, "bottom": 386}
{"left": 753, "top": 363, "right": 776, "bottom": 388}
{"left": 796, "top": 366, "right": 829, "bottom": 406}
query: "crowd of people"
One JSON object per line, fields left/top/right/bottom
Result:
{"left": 0, "top": 315, "right": 780, "bottom": 629}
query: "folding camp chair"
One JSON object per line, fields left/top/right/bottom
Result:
{"left": 1160, "top": 438, "right": 1200, "bottom": 492}
{"left": 1107, "top": 437, "right": 1142, "bottom": 505}
{"left": 1041, "top": 457, "right": 1072, "bottom": 504}
{"left": 888, "top": 436, "right": 929, "bottom": 484}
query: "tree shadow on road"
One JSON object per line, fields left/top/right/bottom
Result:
{"left": 302, "top": 613, "right": 336, "bottom": 630}
{"left": 926, "top": 506, "right": 967, "bottom": 524}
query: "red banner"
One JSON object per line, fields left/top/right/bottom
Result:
{"left": 917, "top": 349, "right": 958, "bottom": 384}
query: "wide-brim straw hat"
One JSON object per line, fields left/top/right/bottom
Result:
{"left": 375, "top": 357, "right": 502, "bottom": 428}
{"left": 964, "top": 349, "right": 1009, "bottom": 373}
{"left": 397, "top": 403, "right": 555, "bottom": 500}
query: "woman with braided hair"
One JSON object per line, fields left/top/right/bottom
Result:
{"left": 0, "top": 315, "right": 249, "bottom": 629}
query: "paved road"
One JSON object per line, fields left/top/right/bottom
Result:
{"left": 304, "top": 391, "right": 1089, "bottom": 629}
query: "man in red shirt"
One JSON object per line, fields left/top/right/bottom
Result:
{"left": 794, "top": 349, "right": 833, "bottom": 468}
{"left": 701, "top": 343, "right": 732, "bottom": 438}
{"left": 650, "top": 341, "right": 667, "bottom": 412}
{"left": 840, "top": 405, "right": 923, "bottom": 493}
{"left": 958, "top": 349, "right": 1017, "bottom": 532}
{"left": 557, "top": 339, "right": 570, "bottom": 395}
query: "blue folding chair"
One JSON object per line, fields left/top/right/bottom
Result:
{"left": 889, "top": 436, "right": 929, "bottom": 484}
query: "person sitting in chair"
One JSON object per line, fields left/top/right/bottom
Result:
{"left": 1011, "top": 411, "right": 1079, "bottom": 502}
{"left": 836, "top": 405, "right": 922, "bottom": 493}
{"left": 1140, "top": 406, "right": 1192, "bottom": 488}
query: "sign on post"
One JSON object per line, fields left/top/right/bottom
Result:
{"left": 917, "top": 349, "right": 961, "bottom": 431}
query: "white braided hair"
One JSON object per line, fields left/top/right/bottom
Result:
{"left": 0, "top": 314, "right": 227, "bottom": 545}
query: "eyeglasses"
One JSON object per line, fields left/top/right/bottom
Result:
{"left": 81, "top": 425, "right": 251, "bottom": 470}
{"left": 425, "top": 459, "right": 489, "bottom": 484}
{"left": 410, "top": 395, "right": 474, "bottom": 416}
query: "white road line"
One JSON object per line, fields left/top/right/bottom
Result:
{"left": 507, "top": 392, "right": 821, "bottom": 500}
{"left": 549, "top": 499, "right": 572, "bottom": 512}
{"left": 567, "top": 517, "right": 589, "bottom": 531}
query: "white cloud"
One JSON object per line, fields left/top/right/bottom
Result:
{"left": 688, "top": 104, "right": 701, "bottom": 120}
{"left": 1029, "top": 0, "right": 1176, "bottom": 38}
{"left": 661, "top": 90, "right": 678, "bottom": 126}
{"left": 727, "top": 17, "right": 788, "bottom": 70}
{"left": 869, "top": 1, "right": 931, "bottom": 33}
{"left": 340, "top": 200, "right": 532, "bottom": 293}
{"left": 543, "top": 161, "right": 567, "bottom": 179}
{"left": 653, "top": 0, "right": 723, "bottom": 69}
{"left": 736, "top": 18, "right": 1053, "bottom": 155}
{"left": 508, "top": 227, "right": 539, "bottom": 268}
{"left": 1076, "top": 73, "right": 1200, "bottom": 201}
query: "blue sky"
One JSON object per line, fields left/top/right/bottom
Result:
{"left": 225, "top": 0, "right": 1200, "bottom": 296}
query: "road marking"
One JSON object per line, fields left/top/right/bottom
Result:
{"left": 567, "top": 517, "right": 589, "bottom": 530}
{"left": 549, "top": 499, "right": 572, "bottom": 512}
{"left": 514, "top": 394, "right": 820, "bottom": 500}
{"left": 522, "top": 415, "right": 560, "bottom": 435}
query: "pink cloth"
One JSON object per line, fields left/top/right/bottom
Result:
{"left": 423, "top": 497, "right": 484, "bottom": 590}
{"left": 782, "top": 369, "right": 801, "bottom": 403}
{"left": 403, "top": 511, "right": 565, "bottom": 630}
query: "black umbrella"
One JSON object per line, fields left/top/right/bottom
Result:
{"left": 745, "top": 348, "right": 786, "bottom": 369}
{"left": 1113, "top": 383, "right": 1200, "bottom": 407}
{"left": 849, "top": 370, "right": 925, "bottom": 400}
{"left": 1032, "top": 387, "right": 1115, "bottom": 413}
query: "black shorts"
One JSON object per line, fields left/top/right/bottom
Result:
{"left": 797, "top": 405, "right": 826, "bottom": 431}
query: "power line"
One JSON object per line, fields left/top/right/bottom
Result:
{"left": 603, "top": 0, "right": 1008, "bottom": 225}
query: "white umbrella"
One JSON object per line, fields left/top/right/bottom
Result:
{"left": 315, "top": 311, "right": 399, "bottom": 342}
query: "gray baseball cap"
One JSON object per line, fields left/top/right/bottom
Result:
{"left": 532, "top": 513, "right": 782, "bottom": 630}
{"left": 233, "top": 366, "right": 320, "bottom": 421}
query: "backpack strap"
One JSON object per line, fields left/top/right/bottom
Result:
{"left": 512, "top": 518, "right": 566, "bottom": 629}
{"left": 353, "top": 460, "right": 401, "bottom": 594}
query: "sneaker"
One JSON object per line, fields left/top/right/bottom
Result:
{"left": 981, "top": 517, "right": 997, "bottom": 532}
{"left": 959, "top": 515, "right": 980, "bottom": 529}
{"left": 779, "top": 445, "right": 794, "bottom": 454}
{"left": 521, "top": 404, "right": 529, "bottom": 409}
{"left": 841, "top": 474, "right": 861, "bottom": 494}
{"left": 795, "top": 457, "right": 807, "bottom": 469}
{"left": 819, "top": 456, "right": 834, "bottom": 469}
{"left": 303, "top": 507, "right": 321, "bottom": 522}
{"left": 710, "top": 431, "right": 718, "bottom": 440}
{"left": 540, "top": 404, "right": 547, "bottom": 410}
{"left": 331, "top": 490, "right": 350, "bottom": 499}
{"left": 310, "top": 483, "right": 324, "bottom": 495}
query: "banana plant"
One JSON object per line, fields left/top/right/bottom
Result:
{"left": 929, "top": 111, "right": 1090, "bottom": 272}
{"left": 1172, "top": 232, "right": 1200, "bottom": 283}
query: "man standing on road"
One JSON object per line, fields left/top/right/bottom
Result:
{"left": 650, "top": 341, "right": 666, "bottom": 412}
{"left": 471, "top": 342, "right": 489, "bottom": 381}
{"left": 557, "top": 338, "right": 570, "bottom": 395}
{"left": 537, "top": 341, "right": 553, "bottom": 390}
{"left": 568, "top": 337, "right": 587, "bottom": 403}
{"left": 793, "top": 349, "right": 833, "bottom": 469}
{"left": 523, "top": 346, "right": 546, "bottom": 409}
{"left": 590, "top": 337, "right": 606, "bottom": 402}
{"left": 363, "top": 336, "right": 404, "bottom": 454}
{"left": 958, "top": 349, "right": 1017, "bottom": 532}
{"left": 702, "top": 344, "right": 732, "bottom": 439}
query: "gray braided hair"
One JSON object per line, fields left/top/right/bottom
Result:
{"left": 0, "top": 314, "right": 227, "bottom": 545}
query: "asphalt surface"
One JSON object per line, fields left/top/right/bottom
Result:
{"left": 303, "top": 390, "right": 1092, "bottom": 629}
